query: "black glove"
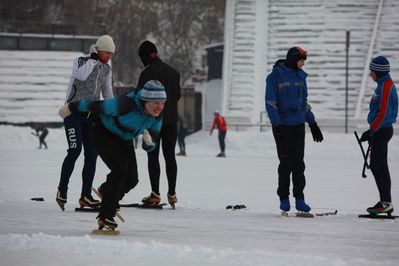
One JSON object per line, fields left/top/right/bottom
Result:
{"left": 309, "top": 123, "right": 323, "bottom": 142}
{"left": 360, "top": 129, "right": 372, "bottom": 142}
{"left": 90, "top": 52, "right": 98, "bottom": 60}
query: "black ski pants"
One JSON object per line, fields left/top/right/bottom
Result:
{"left": 218, "top": 131, "right": 227, "bottom": 153}
{"left": 370, "top": 127, "right": 393, "bottom": 202}
{"left": 147, "top": 123, "right": 177, "bottom": 196}
{"left": 91, "top": 119, "right": 138, "bottom": 219}
{"left": 272, "top": 123, "right": 306, "bottom": 200}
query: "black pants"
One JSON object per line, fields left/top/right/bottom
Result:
{"left": 91, "top": 120, "right": 138, "bottom": 218}
{"left": 147, "top": 123, "right": 177, "bottom": 195}
{"left": 370, "top": 127, "right": 393, "bottom": 202}
{"left": 272, "top": 124, "right": 306, "bottom": 200}
{"left": 218, "top": 131, "right": 226, "bottom": 152}
{"left": 177, "top": 128, "right": 187, "bottom": 152}
{"left": 59, "top": 113, "right": 97, "bottom": 197}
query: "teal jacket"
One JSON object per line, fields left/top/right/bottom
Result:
{"left": 68, "top": 90, "right": 163, "bottom": 142}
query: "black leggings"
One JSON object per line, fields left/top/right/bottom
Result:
{"left": 370, "top": 127, "right": 393, "bottom": 202}
{"left": 90, "top": 120, "right": 138, "bottom": 218}
{"left": 147, "top": 123, "right": 178, "bottom": 195}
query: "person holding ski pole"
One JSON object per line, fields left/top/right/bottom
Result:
{"left": 265, "top": 46, "right": 323, "bottom": 214}
{"left": 359, "top": 56, "right": 398, "bottom": 215}
{"left": 56, "top": 35, "right": 115, "bottom": 211}
{"left": 58, "top": 80, "right": 166, "bottom": 230}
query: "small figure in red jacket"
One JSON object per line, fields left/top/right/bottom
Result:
{"left": 210, "top": 110, "right": 227, "bottom": 157}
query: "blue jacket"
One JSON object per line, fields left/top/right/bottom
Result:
{"left": 367, "top": 74, "right": 398, "bottom": 132}
{"left": 69, "top": 90, "right": 163, "bottom": 142}
{"left": 265, "top": 60, "right": 315, "bottom": 126}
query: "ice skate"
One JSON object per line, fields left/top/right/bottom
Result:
{"left": 142, "top": 192, "right": 161, "bottom": 206}
{"left": 91, "top": 216, "right": 120, "bottom": 235}
{"left": 216, "top": 152, "right": 226, "bottom": 158}
{"left": 177, "top": 150, "right": 186, "bottom": 156}
{"left": 367, "top": 201, "right": 394, "bottom": 216}
{"left": 295, "top": 199, "right": 313, "bottom": 217}
{"left": 56, "top": 190, "right": 67, "bottom": 211}
{"left": 167, "top": 193, "right": 177, "bottom": 209}
{"left": 280, "top": 198, "right": 290, "bottom": 216}
{"left": 79, "top": 194, "right": 101, "bottom": 209}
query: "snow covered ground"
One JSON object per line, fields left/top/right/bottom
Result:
{"left": 0, "top": 125, "right": 398, "bottom": 266}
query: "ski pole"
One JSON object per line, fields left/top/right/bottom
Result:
{"left": 354, "top": 131, "right": 370, "bottom": 178}
{"left": 362, "top": 145, "right": 371, "bottom": 178}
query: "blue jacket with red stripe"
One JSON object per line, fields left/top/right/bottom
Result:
{"left": 367, "top": 74, "right": 398, "bottom": 132}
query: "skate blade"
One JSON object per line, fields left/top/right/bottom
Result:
{"left": 56, "top": 200, "right": 65, "bottom": 211}
{"left": 295, "top": 212, "right": 314, "bottom": 218}
{"left": 91, "top": 229, "right": 120, "bottom": 235}
{"left": 92, "top": 187, "right": 125, "bottom": 222}
{"left": 281, "top": 211, "right": 289, "bottom": 216}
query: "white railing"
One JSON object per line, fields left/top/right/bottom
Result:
{"left": 354, "top": 0, "right": 384, "bottom": 119}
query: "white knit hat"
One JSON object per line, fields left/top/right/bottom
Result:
{"left": 95, "top": 35, "right": 115, "bottom": 53}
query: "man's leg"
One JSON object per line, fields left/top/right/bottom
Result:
{"left": 291, "top": 124, "right": 306, "bottom": 200}
{"left": 370, "top": 127, "right": 393, "bottom": 202}
{"left": 147, "top": 132, "right": 161, "bottom": 195}
{"left": 161, "top": 124, "right": 178, "bottom": 195}
{"left": 273, "top": 126, "right": 292, "bottom": 200}
{"left": 81, "top": 117, "right": 98, "bottom": 197}
{"left": 91, "top": 123, "right": 128, "bottom": 219}
{"left": 58, "top": 114, "right": 83, "bottom": 194}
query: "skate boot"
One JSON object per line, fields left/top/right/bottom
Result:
{"left": 79, "top": 194, "right": 101, "bottom": 209}
{"left": 367, "top": 201, "right": 394, "bottom": 215}
{"left": 97, "top": 216, "right": 118, "bottom": 230}
{"left": 142, "top": 192, "right": 161, "bottom": 206}
{"left": 56, "top": 190, "right": 67, "bottom": 211}
{"left": 177, "top": 151, "right": 186, "bottom": 156}
{"left": 295, "top": 199, "right": 311, "bottom": 212}
{"left": 280, "top": 198, "right": 290, "bottom": 215}
{"left": 167, "top": 193, "right": 178, "bottom": 209}
{"left": 216, "top": 152, "right": 226, "bottom": 158}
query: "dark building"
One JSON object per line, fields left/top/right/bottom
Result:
{"left": 205, "top": 43, "right": 223, "bottom": 81}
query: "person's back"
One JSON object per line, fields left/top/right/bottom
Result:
{"left": 136, "top": 40, "right": 181, "bottom": 208}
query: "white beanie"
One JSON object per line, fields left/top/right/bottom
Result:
{"left": 95, "top": 35, "right": 115, "bottom": 53}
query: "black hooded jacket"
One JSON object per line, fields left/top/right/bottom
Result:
{"left": 137, "top": 57, "right": 181, "bottom": 124}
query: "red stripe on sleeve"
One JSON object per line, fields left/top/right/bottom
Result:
{"left": 370, "top": 79, "right": 393, "bottom": 132}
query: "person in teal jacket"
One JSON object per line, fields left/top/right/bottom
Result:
{"left": 265, "top": 46, "right": 323, "bottom": 214}
{"left": 360, "top": 56, "right": 398, "bottom": 215}
{"left": 59, "top": 80, "right": 166, "bottom": 229}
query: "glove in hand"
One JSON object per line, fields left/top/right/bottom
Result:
{"left": 58, "top": 104, "right": 71, "bottom": 119}
{"left": 142, "top": 129, "right": 156, "bottom": 152}
{"left": 89, "top": 44, "right": 98, "bottom": 60}
{"left": 309, "top": 123, "right": 323, "bottom": 142}
{"left": 360, "top": 129, "right": 372, "bottom": 142}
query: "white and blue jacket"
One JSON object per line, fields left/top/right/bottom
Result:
{"left": 265, "top": 60, "right": 315, "bottom": 126}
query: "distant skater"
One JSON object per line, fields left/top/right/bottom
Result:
{"left": 32, "top": 125, "right": 48, "bottom": 149}
{"left": 177, "top": 115, "right": 188, "bottom": 156}
{"left": 210, "top": 110, "right": 227, "bottom": 157}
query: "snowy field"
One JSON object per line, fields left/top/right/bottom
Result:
{"left": 0, "top": 125, "right": 398, "bottom": 266}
